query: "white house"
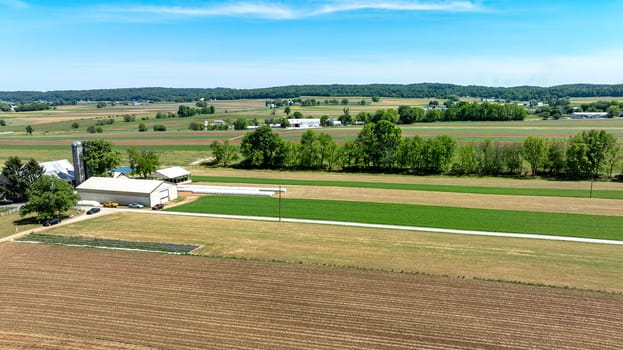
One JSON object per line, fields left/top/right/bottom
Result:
{"left": 76, "top": 177, "right": 178, "bottom": 207}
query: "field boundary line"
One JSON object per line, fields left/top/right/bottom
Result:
{"left": 148, "top": 209, "right": 623, "bottom": 246}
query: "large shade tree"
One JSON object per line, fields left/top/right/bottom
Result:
{"left": 20, "top": 175, "right": 79, "bottom": 221}
{"left": 84, "top": 139, "right": 122, "bottom": 176}
{"left": 240, "top": 126, "right": 287, "bottom": 169}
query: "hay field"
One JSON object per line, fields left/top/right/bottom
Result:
{"left": 1, "top": 243, "right": 622, "bottom": 350}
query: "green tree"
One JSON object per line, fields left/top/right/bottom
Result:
{"left": 318, "top": 133, "right": 337, "bottom": 170}
{"left": 233, "top": 118, "right": 249, "bottom": 130}
{"left": 19, "top": 176, "right": 79, "bottom": 221}
{"left": 138, "top": 123, "right": 147, "bottom": 132}
{"left": 284, "top": 106, "right": 291, "bottom": 116}
{"left": 25, "top": 125, "right": 33, "bottom": 135}
{"left": 84, "top": 139, "right": 122, "bottom": 176}
{"left": 452, "top": 143, "right": 478, "bottom": 175}
{"left": 240, "top": 126, "right": 287, "bottom": 169}
{"left": 210, "top": 140, "right": 239, "bottom": 167}
{"left": 523, "top": 136, "right": 547, "bottom": 176}
{"left": 96, "top": 101, "right": 107, "bottom": 108}
{"left": 607, "top": 105, "right": 621, "bottom": 118}
{"left": 357, "top": 120, "right": 402, "bottom": 170}
{"left": 299, "top": 130, "right": 320, "bottom": 169}
{"left": 127, "top": 147, "right": 161, "bottom": 178}
{"left": 1, "top": 157, "right": 44, "bottom": 202}
{"left": 546, "top": 139, "right": 566, "bottom": 176}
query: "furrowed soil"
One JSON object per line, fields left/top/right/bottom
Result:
{"left": 1, "top": 243, "right": 622, "bottom": 350}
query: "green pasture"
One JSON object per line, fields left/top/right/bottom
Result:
{"left": 169, "top": 196, "right": 623, "bottom": 240}
{"left": 192, "top": 176, "right": 623, "bottom": 199}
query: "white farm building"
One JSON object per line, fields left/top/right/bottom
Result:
{"left": 76, "top": 177, "right": 178, "bottom": 207}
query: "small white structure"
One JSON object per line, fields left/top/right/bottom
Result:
{"left": 288, "top": 118, "right": 321, "bottom": 129}
{"left": 76, "top": 177, "right": 178, "bottom": 207}
{"left": 150, "top": 166, "right": 191, "bottom": 184}
{"left": 39, "top": 159, "right": 74, "bottom": 183}
{"left": 571, "top": 112, "right": 609, "bottom": 119}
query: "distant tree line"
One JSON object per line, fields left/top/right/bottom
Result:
{"left": 210, "top": 125, "right": 620, "bottom": 179}
{"left": 2, "top": 83, "right": 623, "bottom": 103}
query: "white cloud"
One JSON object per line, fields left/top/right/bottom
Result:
{"left": 105, "top": 1, "right": 482, "bottom": 21}
{"left": 0, "top": 0, "right": 29, "bottom": 9}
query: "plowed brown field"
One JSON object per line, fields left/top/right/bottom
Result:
{"left": 1, "top": 243, "right": 622, "bottom": 350}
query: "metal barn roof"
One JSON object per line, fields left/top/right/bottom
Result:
{"left": 76, "top": 177, "right": 174, "bottom": 195}
{"left": 153, "top": 166, "right": 191, "bottom": 179}
{"left": 40, "top": 159, "right": 74, "bottom": 181}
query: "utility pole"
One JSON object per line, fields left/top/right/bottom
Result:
{"left": 278, "top": 184, "right": 282, "bottom": 222}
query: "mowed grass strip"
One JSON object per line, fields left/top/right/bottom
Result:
{"left": 170, "top": 195, "right": 623, "bottom": 240}
{"left": 192, "top": 175, "right": 623, "bottom": 199}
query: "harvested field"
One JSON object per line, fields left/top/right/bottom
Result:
{"left": 1, "top": 243, "right": 622, "bottom": 350}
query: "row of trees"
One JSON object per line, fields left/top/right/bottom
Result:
{"left": 221, "top": 125, "right": 621, "bottom": 179}
{"left": 2, "top": 83, "right": 623, "bottom": 102}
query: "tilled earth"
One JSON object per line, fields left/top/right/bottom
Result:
{"left": 1, "top": 243, "right": 622, "bottom": 350}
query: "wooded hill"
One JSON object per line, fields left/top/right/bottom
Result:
{"left": 1, "top": 83, "right": 623, "bottom": 103}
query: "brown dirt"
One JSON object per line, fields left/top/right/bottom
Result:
{"left": 1, "top": 243, "right": 622, "bottom": 349}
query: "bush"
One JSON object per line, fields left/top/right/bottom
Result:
{"left": 96, "top": 118, "right": 114, "bottom": 126}
{"left": 189, "top": 122, "right": 204, "bottom": 131}
{"left": 0, "top": 120, "right": 6, "bottom": 126}
{"left": 86, "top": 125, "right": 96, "bottom": 133}
{"left": 96, "top": 127, "right": 103, "bottom": 133}
{"left": 71, "top": 122, "right": 79, "bottom": 129}
{"left": 138, "top": 123, "right": 147, "bottom": 132}
{"left": 153, "top": 124, "right": 167, "bottom": 132}
{"left": 123, "top": 114, "right": 136, "bottom": 122}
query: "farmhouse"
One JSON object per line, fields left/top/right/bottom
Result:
{"left": 150, "top": 166, "right": 191, "bottom": 184}
{"left": 76, "top": 177, "right": 178, "bottom": 207}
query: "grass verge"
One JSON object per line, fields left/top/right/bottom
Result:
{"left": 192, "top": 175, "right": 623, "bottom": 199}
{"left": 169, "top": 195, "right": 623, "bottom": 240}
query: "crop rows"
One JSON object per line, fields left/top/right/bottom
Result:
{"left": 1, "top": 243, "right": 622, "bottom": 349}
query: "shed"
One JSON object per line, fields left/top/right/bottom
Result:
{"left": 151, "top": 166, "right": 191, "bottom": 184}
{"left": 76, "top": 177, "right": 178, "bottom": 207}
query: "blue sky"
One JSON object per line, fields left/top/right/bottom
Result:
{"left": 1, "top": 0, "right": 622, "bottom": 90}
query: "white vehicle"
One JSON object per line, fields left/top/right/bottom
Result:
{"left": 128, "top": 202, "right": 144, "bottom": 208}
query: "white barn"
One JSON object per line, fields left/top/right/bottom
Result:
{"left": 288, "top": 118, "right": 321, "bottom": 129}
{"left": 76, "top": 177, "right": 178, "bottom": 207}
{"left": 40, "top": 159, "right": 74, "bottom": 183}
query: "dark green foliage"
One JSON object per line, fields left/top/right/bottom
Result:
{"left": 240, "top": 126, "right": 287, "bottom": 169}
{"left": 153, "top": 124, "right": 167, "bottom": 132}
{"left": 189, "top": 121, "right": 204, "bottom": 131}
{"left": 233, "top": 118, "right": 248, "bottom": 130}
{"left": 123, "top": 114, "right": 136, "bottom": 122}
{"left": 138, "top": 123, "right": 147, "bottom": 132}
{"left": 25, "top": 125, "right": 33, "bottom": 135}
{"left": 83, "top": 139, "right": 121, "bottom": 176}
{"left": 19, "top": 175, "right": 79, "bottom": 220}
{"left": 96, "top": 101, "right": 107, "bottom": 108}
{"left": 210, "top": 140, "right": 239, "bottom": 167}
{"left": 71, "top": 122, "right": 79, "bottom": 129}
{"left": 1, "top": 156, "right": 44, "bottom": 202}
{"left": 2, "top": 84, "right": 623, "bottom": 103}
{"left": 0, "top": 120, "right": 6, "bottom": 126}
{"left": 127, "top": 147, "right": 160, "bottom": 178}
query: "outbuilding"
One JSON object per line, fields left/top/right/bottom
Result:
{"left": 76, "top": 177, "right": 178, "bottom": 207}
{"left": 150, "top": 166, "right": 192, "bottom": 184}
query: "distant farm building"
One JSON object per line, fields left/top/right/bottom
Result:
{"left": 150, "top": 167, "right": 191, "bottom": 184}
{"left": 39, "top": 159, "right": 74, "bottom": 183}
{"left": 76, "top": 177, "right": 178, "bottom": 207}
{"left": 288, "top": 119, "right": 321, "bottom": 129}
{"left": 571, "top": 112, "right": 609, "bottom": 119}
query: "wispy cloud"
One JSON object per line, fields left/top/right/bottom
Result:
{"left": 104, "top": 1, "right": 483, "bottom": 21}
{"left": 0, "top": 0, "right": 29, "bottom": 9}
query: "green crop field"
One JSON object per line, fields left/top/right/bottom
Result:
{"left": 169, "top": 196, "right": 623, "bottom": 240}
